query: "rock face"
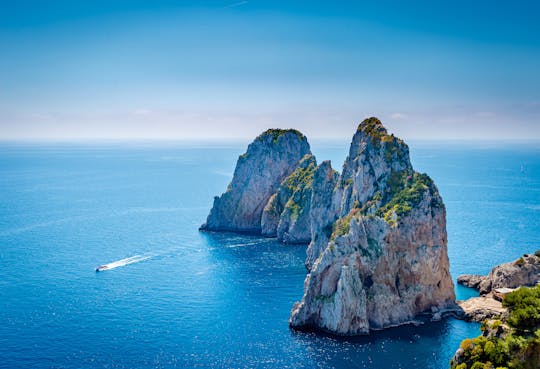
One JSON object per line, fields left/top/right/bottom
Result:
{"left": 457, "top": 274, "right": 486, "bottom": 289}
{"left": 457, "top": 253, "right": 540, "bottom": 295}
{"left": 305, "top": 161, "right": 340, "bottom": 269}
{"left": 456, "top": 295, "right": 508, "bottom": 322}
{"left": 262, "top": 154, "right": 317, "bottom": 243}
{"left": 200, "top": 129, "right": 312, "bottom": 238}
{"left": 201, "top": 117, "right": 456, "bottom": 336}
{"left": 289, "top": 118, "right": 455, "bottom": 335}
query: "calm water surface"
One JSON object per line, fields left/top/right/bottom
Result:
{"left": 1, "top": 140, "right": 539, "bottom": 368}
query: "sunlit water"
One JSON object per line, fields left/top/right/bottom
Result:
{"left": 1, "top": 141, "right": 539, "bottom": 368}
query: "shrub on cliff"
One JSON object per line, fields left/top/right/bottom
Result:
{"left": 450, "top": 285, "right": 540, "bottom": 369}
{"left": 503, "top": 285, "right": 540, "bottom": 332}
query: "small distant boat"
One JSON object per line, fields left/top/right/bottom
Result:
{"left": 95, "top": 255, "right": 150, "bottom": 272}
{"left": 95, "top": 265, "right": 110, "bottom": 272}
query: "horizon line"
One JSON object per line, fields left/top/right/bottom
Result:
{"left": 2, "top": 137, "right": 540, "bottom": 145}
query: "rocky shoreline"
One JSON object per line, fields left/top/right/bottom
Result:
{"left": 455, "top": 295, "right": 507, "bottom": 322}
{"left": 454, "top": 252, "right": 539, "bottom": 322}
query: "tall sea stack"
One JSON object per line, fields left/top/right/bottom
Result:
{"left": 200, "top": 129, "right": 313, "bottom": 238}
{"left": 289, "top": 118, "right": 455, "bottom": 335}
{"left": 200, "top": 117, "right": 456, "bottom": 335}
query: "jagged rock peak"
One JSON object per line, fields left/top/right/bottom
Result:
{"left": 289, "top": 117, "right": 455, "bottom": 335}
{"left": 350, "top": 117, "right": 409, "bottom": 163}
{"left": 338, "top": 117, "right": 412, "bottom": 218}
{"left": 200, "top": 128, "right": 311, "bottom": 234}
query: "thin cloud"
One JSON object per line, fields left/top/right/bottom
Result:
{"left": 222, "top": 1, "right": 248, "bottom": 9}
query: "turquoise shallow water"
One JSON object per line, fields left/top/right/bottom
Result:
{"left": 0, "top": 141, "right": 539, "bottom": 368}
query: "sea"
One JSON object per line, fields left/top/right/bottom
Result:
{"left": 1, "top": 140, "right": 539, "bottom": 369}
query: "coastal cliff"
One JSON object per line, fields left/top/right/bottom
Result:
{"left": 289, "top": 118, "right": 455, "bottom": 335}
{"left": 200, "top": 129, "right": 311, "bottom": 234}
{"left": 262, "top": 154, "right": 317, "bottom": 243}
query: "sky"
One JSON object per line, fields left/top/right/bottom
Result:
{"left": 1, "top": 0, "right": 539, "bottom": 141}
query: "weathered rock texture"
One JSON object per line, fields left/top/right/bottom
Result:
{"left": 305, "top": 161, "right": 341, "bottom": 269}
{"left": 457, "top": 253, "right": 540, "bottom": 295}
{"left": 457, "top": 274, "right": 486, "bottom": 289}
{"left": 200, "top": 117, "right": 456, "bottom": 336}
{"left": 262, "top": 154, "right": 317, "bottom": 243}
{"left": 289, "top": 117, "right": 455, "bottom": 335}
{"left": 456, "top": 295, "right": 508, "bottom": 322}
{"left": 200, "top": 129, "right": 313, "bottom": 238}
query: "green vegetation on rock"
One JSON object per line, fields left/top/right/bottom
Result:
{"left": 377, "top": 170, "right": 442, "bottom": 226}
{"left": 357, "top": 117, "right": 406, "bottom": 161}
{"left": 282, "top": 155, "right": 316, "bottom": 192}
{"left": 280, "top": 155, "right": 316, "bottom": 222}
{"left": 332, "top": 213, "right": 352, "bottom": 238}
{"left": 503, "top": 285, "right": 540, "bottom": 332}
{"left": 258, "top": 128, "right": 305, "bottom": 144}
{"left": 284, "top": 198, "right": 301, "bottom": 220}
{"left": 357, "top": 117, "right": 388, "bottom": 140}
{"left": 450, "top": 285, "right": 540, "bottom": 369}
{"left": 330, "top": 208, "right": 366, "bottom": 240}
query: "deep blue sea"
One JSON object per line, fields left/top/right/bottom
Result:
{"left": 1, "top": 140, "right": 539, "bottom": 369}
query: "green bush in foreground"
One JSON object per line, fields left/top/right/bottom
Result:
{"left": 450, "top": 285, "right": 540, "bottom": 369}
{"left": 502, "top": 285, "right": 540, "bottom": 332}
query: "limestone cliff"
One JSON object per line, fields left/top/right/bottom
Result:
{"left": 289, "top": 117, "right": 455, "bottom": 335}
{"left": 200, "top": 117, "right": 455, "bottom": 336}
{"left": 260, "top": 154, "right": 317, "bottom": 243}
{"left": 200, "top": 129, "right": 312, "bottom": 235}
{"left": 271, "top": 154, "right": 317, "bottom": 244}
{"left": 305, "top": 161, "right": 340, "bottom": 269}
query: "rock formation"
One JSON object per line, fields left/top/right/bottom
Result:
{"left": 456, "top": 296, "right": 508, "bottom": 322}
{"left": 200, "top": 128, "right": 314, "bottom": 241}
{"left": 457, "top": 274, "right": 486, "bottom": 289}
{"left": 262, "top": 154, "right": 317, "bottom": 243}
{"left": 289, "top": 117, "right": 455, "bottom": 335}
{"left": 305, "top": 161, "right": 340, "bottom": 269}
{"left": 457, "top": 253, "right": 540, "bottom": 295}
{"left": 201, "top": 117, "right": 456, "bottom": 335}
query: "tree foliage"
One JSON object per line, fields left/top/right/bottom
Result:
{"left": 450, "top": 285, "right": 540, "bottom": 369}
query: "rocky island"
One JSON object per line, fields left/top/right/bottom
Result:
{"left": 200, "top": 128, "right": 315, "bottom": 243}
{"left": 201, "top": 117, "right": 456, "bottom": 335}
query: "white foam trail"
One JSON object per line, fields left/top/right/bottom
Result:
{"left": 225, "top": 241, "right": 261, "bottom": 248}
{"left": 96, "top": 255, "right": 151, "bottom": 271}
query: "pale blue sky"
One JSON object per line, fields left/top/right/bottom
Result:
{"left": 1, "top": 1, "right": 539, "bottom": 140}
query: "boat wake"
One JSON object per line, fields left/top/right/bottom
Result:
{"left": 95, "top": 255, "right": 150, "bottom": 272}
